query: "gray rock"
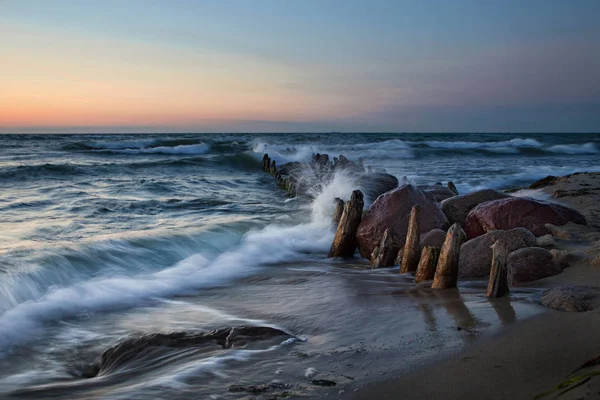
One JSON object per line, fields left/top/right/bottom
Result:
{"left": 420, "top": 229, "right": 446, "bottom": 248}
{"left": 541, "top": 286, "right": 600, "bottom": 312}
{"left": 507, "top": 247, "right": 564, "bottom": 285}
{"left": 420, "top": 184, "right": 457, "bottom": 202}
{"left": 536, "top": 234, "right": 556, "bottom": 248}
{"left": 441, "top": 189, "right": 510, "bottom": 226}
{"left": 458, "top": 228, "right": 536, "bottom": 279}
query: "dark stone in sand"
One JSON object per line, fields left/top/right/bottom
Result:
{"left": 312, "top": 379, "right": 337, "bottom": 387}
{"left": 356, "top": 184, "right": 449, "bottom": 259}
{"left": 90, "top": 326, "right": 293, "bottom": 378}
{"left": 507, "top": 247, "right": 565, "bottom": 285}
{"left": 541, "top": 286, "right": 600, "bottom": 312}
{"left": 464, "top": 196, "right": 587, "bottom": 239}
{"left": 458, "top": 228, "right": 536, "bottom": 279}
{"left": 229, "top": 382, "right": 290, "bottom": 394}
{"left": 440, "top": 189, "right": 510, "bottom": 226}
{"left": 420, "top": 229, "right": 447, "bottom": 248}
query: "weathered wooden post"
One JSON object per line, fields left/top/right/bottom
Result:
{"left": 447, "top": 181, "right": 458, "bottom": 195}
{"left": 394, "top": 248, "right": 404, "bottom": 266}
{"left": 432, "top": 223, "right": 466, "bottom": 289}
{"left": 415, "top": 246, "right": 441, "bottom": 283}
{"left": 328, "top": 190, "right": 364, "bottom": 258}
{"left": 262, "top": 154, "right": 270, "bottom": 171}
{"left": 270, "top": 160, "right": 277, "bottom": 175}
{"left": 486, "top": 240, "right": 509, "bottom": 298}
{"left": 400, "top": 205, "right": 421, "bottom": 273}
{"left": 371, "top": 228, "right": 399, "bottom": 268}
{"left": 332, "top": 198, "right": 344, "bottom": 225}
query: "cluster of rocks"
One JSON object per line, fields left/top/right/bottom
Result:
{"left": 260, "top": 153, "right": 595, "bottom": 308}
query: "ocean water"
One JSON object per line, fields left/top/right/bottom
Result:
{"left": 0, "top": 132, "right": 598, "bottom": 399}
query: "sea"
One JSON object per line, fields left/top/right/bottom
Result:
{"left": 0, "top": 132, "right": 598, "bottom": 399}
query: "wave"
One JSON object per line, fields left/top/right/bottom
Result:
{"left": 110, "top": 143, "right": 211, "bottom": 155}
{"left": 0, "top": 173, "right": 356, "bottom": 352}
{"left": 0, "top": 163, "right": 86, "bottom": 180}
{"left": 547, "top": 142, "right": 598, "bottom": 154}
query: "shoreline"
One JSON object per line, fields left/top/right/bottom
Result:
{"left": 342, "top": 172, "right": 600, "bottom": 400}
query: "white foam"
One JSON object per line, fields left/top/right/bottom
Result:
{"left": 0, "top": 173, "right": 356, "bottom": 353}
{"left": 107, "top": 143, "right": 211, "bottom": 155}
{"left": 548, "top": 142, "right": 598, "bottom": 154}
{"left": 88, "top": 139, "right": 157, "bottom": 149}
{"left": 422, "top": 138, "right": 543, "bottom": 153}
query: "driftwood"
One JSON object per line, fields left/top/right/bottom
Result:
{"left": 486, "top": 240, "right": 509, "bottom": 298}
{"left": 400, "top": 205, "right": 421, "bottom": 273}
{"left": 328, "top": 190, "right": 364, "bottom": 258}
{"left": 371, "top": 228, "right": 399, "bottom": 268}
{"left": 432, "top": 223, "right": 466, "bottom": 289}
{"left": 332, "top": 198, "right": 345, "bottom": 225}
{"left": 415, "top": 246, "right": 440, "bottom": 283}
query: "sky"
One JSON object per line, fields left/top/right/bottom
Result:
{"left": 1, "top": 0, "right": 599, "bottom": 133}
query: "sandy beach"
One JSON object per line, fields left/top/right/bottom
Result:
{"left": 347, "top": 172, "right": 600, "bottom": 400}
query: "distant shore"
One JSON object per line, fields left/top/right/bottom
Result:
{"left": 346, "top": 172, "right": 600, "bottom": 400}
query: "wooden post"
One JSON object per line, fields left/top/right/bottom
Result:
{"left": 262, "top": 154, "right": 270, "bottom": 171}
{"left": 332, "top": 198, "right": 344, "bottom": 225}
{"left": 415, "top": 246, "right": 440, "bottom": 283}
{"left": 395, "top": 248, "right": 404, "bottom": 266}
{"left": 401, "top": 205, "right": 421, "bottom": 273}
{"left": 371, "top": 228, "right": 399, "bottom": 268}
{"left": 486, "top": 240, "right": 509, "bottom": 298}
{"left": 328, "top": 190, "right": 364, "bottom": 258}
{"left": 432, "top": 223, "right": 466, "bottom": 289}
{"left": 447, "top": 181, "right": 458, "bottom": 195}
{"left": 270, "top": 160, "right": 277, "bottom": 175}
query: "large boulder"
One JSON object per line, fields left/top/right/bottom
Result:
{"left": 464, "top": 196, "right": 587, "bottom": 239}
{"left": 355, "top": 172, "right": 398, "bottom": 202}
{"left": 507, "top": 247, "right": 566, "bottom": 285}
{"left": 541, "top": 286, "right": 600, "bottom": 312}
{"left": 356, "top": 184, "right": 449, "bottom": 258}
{"left": 458, "top": 228, "right": 536, "bottom": 279}
{"left": 440, "top": 189, "right": 510, "bottom": 226}
{"left": 419, "top": 184, "right": 457, "bottom": 202}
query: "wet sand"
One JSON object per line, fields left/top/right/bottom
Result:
{"left": 346, "top": 172, "right": 600, "bottom": 400}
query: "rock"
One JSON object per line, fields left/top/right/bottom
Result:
{"left": 312, "top": 379, "right": 337, "bottom": 387}
{"left": 420, "top": 229, "right": 447, "bottom": 248}
{"left": 92, "top": 326, "right": 293, "bottom": 377}
{"left": 536, "top": 234, "right": 556, "bottom": 248}
{"left": 464, "top": 197, "right": 587, "bottom": 239}
{"left": 507, "top": 247, "right": 564, "bottom": 285}
{"left": 421, "top": 184, "right": 457, "bottom": 202}
{"left": 544, "top": 223, "right": 571, "bottom": 239}
{"left": 541, "top": 286, "right": 600, "bottom": 312}
{"left": 550, "top": 249, "right": 572, "bottom": 267}
{"left": 529, "top": 175, "right": 558, "bottom": 189}
{"left": 356, "top": 184, "right": 449, "bottom": 258}
{"left": 459, "top": 228, "right": 536, "bottom": 279}
{"left": 355, "top": 172, "right": 398, "bottom": 202}
{"left": 440, "top": 189, "right": 510, "bottom": 226}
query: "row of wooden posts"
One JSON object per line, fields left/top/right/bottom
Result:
{"left": 328, "top": 190, "right": 508, "bottom": 298}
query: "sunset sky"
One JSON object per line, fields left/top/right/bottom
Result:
{"left": 1, "top": 0, "right": 599, "bottom": 133}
